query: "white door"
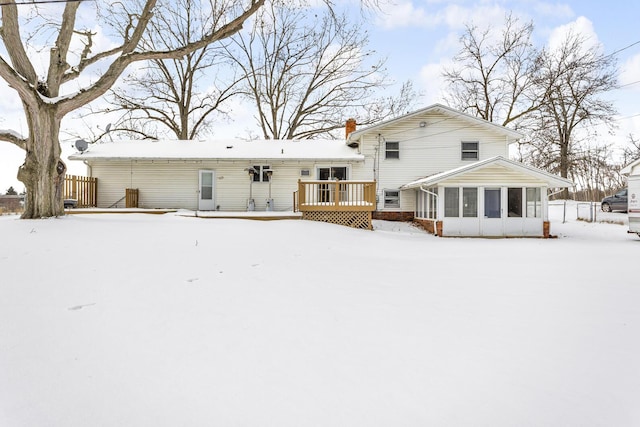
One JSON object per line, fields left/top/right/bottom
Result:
{"left": 482, "top": 187, "right": 503, "bottom": 236}
{"left": 198, "top": 170, "right": 216, "bottom": 210}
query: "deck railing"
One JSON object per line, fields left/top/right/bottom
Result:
{"left": 64, "top": 175, "right": 97, "bottom": 207}
{"left": 295, "top": 180, "right": 376, "bottom": 212}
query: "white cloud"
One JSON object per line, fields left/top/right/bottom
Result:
{"left": 417, "top": 59, "right": 452, "bottom": 105}
{"left": 620, "top": 53, "right": 640, "bottom": 90}
{"left": 375, "top": 1, "right": 432, "bottom": 30}
{"left": 547, "top": 16, "right": 600, "bottom": 52}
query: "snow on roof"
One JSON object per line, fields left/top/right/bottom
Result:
{"left": 68, "top": 139, "right": 364, "bottom": 162}
{"left": 347, "top": 103, "right": 523, "bottom": 142}
{"left": 620, "top": 157, "right": 640, "bottom": 176}
{"left": 401, "top": 156, "right": 574, "bottom": 189}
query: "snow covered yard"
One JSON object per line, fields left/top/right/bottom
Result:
{"left": 1, "top": 204, "right": 639, "bottom": 426}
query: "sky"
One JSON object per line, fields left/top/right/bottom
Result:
{"left": 1, "top": 0, "right": 639, "bottom": 193}
{"left": 1, "top": 203, "right": 639, "bottom": 426}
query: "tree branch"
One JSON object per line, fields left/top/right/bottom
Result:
{"left": 57, "top": 0, "right": 264, "bottom": 117}
{"left": 0, "top": 129, "right": 27, "bottom": 150}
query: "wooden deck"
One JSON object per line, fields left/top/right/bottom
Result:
{"left": 294, "top": 180, "right": 376, "bottom": 229}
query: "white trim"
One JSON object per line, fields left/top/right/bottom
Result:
{"left": 347, "top": 103, "right": 523, "bottom": 142}
{"left": 401, "top": 156, "right": 574, "bottom": 189}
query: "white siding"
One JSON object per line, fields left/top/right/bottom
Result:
{"left": 90, "top": 159, "right": 357, "bottom": 211}
{"left": 441, "top": 165, "right": 550, "bottom": 186}
{"left": 352, "top": 110, "right": 512, "bottom": 211}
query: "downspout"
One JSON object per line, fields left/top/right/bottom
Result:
{"left": 82, "top": 160, "right": 92, "bottom": 178}
{"left": 375, "top": 133, "right": 383, "bottom": 208}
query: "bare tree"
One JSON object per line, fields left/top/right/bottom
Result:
{"left": 104, "top": 0, "right": 241, "bottom": 140}
{"left": 442, "top": 13, "right": 542, "bottom": 128}
{"left": 0, "top": 0, "right": 264, "bottom": 218}
{"left": 526, "top": 31, "right": 617, "bottom": 197}
{"left": 227, "top": 3, "right": 414, "bottom": 139}
{"left": 443, "top": 14, "right": 619, "bottom": 199}
{"left": 621, "top": 133, "right": 640, "bottom": 165}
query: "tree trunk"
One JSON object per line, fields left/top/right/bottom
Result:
{"left": 559, "top": 137, "right": 570, "bottom": 199}
{"left": 17, "top": 105, "right": 66, "bottom": 218}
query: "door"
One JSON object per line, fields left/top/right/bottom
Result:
{"left": 482, "top": 188, "right": 503, "bottom": 236}
{"left": 317, "top": 167, "right": 348, "bottom": 202}
{"left": 198, "top": 170, "right": 216, "bottom": 210}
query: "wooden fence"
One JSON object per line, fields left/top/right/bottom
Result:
{"left": 64, "top": 175, "right": 97, "bottom": 207}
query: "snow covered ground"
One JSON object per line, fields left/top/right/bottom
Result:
{"left": 1, "top": 202, "right": 638, "bottom": 426}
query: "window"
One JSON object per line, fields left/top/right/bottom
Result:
{"left": 385, "top": 141, "right": 399, "bottom": 159}
{"left": 318, "top": 167, "right": 347, "bottom": 180}
{"left": 462, "top": 188, "right": 478, "bottom": 217}
{"left": 526, "top": 188, "right": 541, "bottom": 218}
{"left": 484, "top": 188, "right": 501, "bottom": 218}
{"left": 384, "top": 190, "right": 400, "bottom": 208}
{"left": 508, "top": 188, "right": 522, "bottom": 217}
{"left": 252, "top": 165, "right": 271, "bottom": 182}
{"left": 444, "top": 187, "right": 459, "bottom": 217}
{"left": 461, "top": 141, "right": 479, "bottom": 160}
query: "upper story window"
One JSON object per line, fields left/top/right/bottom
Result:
{"left": 461, "top": 141, "right": 479, "bottom": 160}
{"left": 385, "top": 141, "right": 399, "bottom": 159}
{"left": 252, "top": 165, "right": 272, "bottom": 182}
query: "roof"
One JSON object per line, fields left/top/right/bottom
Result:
{"left": 68, "top": 139, "right": 364, "bottom": 162}
{"left": 400, "top": 156, "right": 574, "bottom": 189}
{"left": 347, "top": 103, "right": 524, "bottom": 142}
{"left": 620, "top": 158, "right": 640, "bottom": 176}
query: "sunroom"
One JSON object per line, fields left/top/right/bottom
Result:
{"left": 401, "top": 156, "right": 574, "bottom": 237}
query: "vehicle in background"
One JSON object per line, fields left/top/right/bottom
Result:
{"left": 600, "top": 189, "right": 627, "bottom": 212}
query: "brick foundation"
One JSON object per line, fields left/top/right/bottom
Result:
{"left": 413, "top": 218, "right": 437, "bottom": 235}
{"left": 372, "top": 211, "right": 414, "bottom": 221}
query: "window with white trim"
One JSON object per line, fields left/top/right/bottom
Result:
{"left": 384, "top": 190, "right": 400, "bottom": 208}
{"left": 385, "top": 141, "right": 399, "bottom": 159}
{"left": 508, "top": 188, "right": 523, "bottom": 217}
{"left": 252, "top": 165, "right": 272, "bottom": 182}
{"left": 526, "top": 188, "right": 542, "bottom": 218}
{"left": 444, "top": 187, "right": 459, "bottom": 217}
{"left": 461, "top": 141, "right": 479, "bottom": 160}
{"left": 462, "top": 188, "right": 478, "bottom": 217}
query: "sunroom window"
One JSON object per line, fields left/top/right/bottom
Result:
{"left": 444, "top": 187, "right": 459, "bottom": 217}
{"left": 526, "top": 188, "right": 541, "bottom": 218}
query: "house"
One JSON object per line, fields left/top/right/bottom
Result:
{"left": 69, "top": 104, "right": 572, "bottom": 237}
{"left": 344, "top": 104, "right": 574, "bottom": 236}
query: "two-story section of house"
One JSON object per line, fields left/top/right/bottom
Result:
{"left": 346, "top": 104, "right": 573, "bottom": 237}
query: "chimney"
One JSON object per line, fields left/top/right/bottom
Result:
{"left": 345, "top": 118, "right": 356, "bottom": 139}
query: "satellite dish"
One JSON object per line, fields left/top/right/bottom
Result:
{"left": 105, "top": 123, "right": 112, "bottom": 132}
{"left": 75, "top": 139, "right": 89, "bottom": 153}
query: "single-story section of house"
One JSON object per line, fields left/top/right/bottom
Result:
{"left": 401, "top": 156, "right": 574, "bottom": 237}
{"left": 69, "top": 139, "right": 364, "bottom": 212}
